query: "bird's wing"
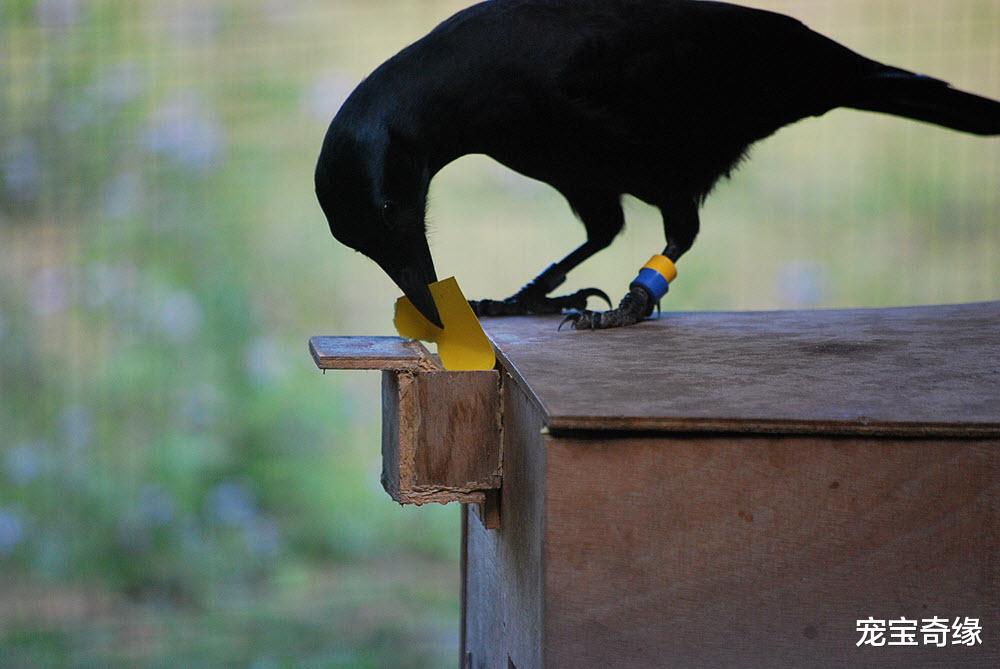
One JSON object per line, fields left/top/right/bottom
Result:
{"left": 551, "top": 0, "right": 879, "bottom": 149}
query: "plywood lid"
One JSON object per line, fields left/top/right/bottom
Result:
{"left": 483, "top": 301, "right": 1000, "bottom": 437}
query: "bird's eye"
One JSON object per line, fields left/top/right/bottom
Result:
{"left": 381, "top": 200, "right": 399, "bottom": 228}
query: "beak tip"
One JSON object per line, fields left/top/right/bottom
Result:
{"left": 405, "top": 285, "right": 443, "bottom": 330}
{"left": 423, "top": 304, "right": 444, "bottom": 330}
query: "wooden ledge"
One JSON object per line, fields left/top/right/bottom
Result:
{"left": 309, "top": 335, "right": 440, "bottom": 371}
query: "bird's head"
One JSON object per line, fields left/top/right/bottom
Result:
{"left": 315, "top": 121, "right": 442, "bottom": 328}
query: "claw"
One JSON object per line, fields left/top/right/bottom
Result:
{"left": 578, "top": 287, "right": 612, "bottom": 310}
{"left": 473, "top": 285, "right": 610, "bottom": 317}
{"left": 556, "top": 285, "right": 654, "bottom": 331}
{"left": 557, "top": 313, "right": 579, "bottom": 331}
{"left": 557, "top": 309, "right": 604, "bottom": 330}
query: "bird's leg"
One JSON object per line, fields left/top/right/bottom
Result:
{"left": 562, "top": 196, "right": 699, "bottom": 330}
{"left": 470, "top": 240, "right": 612, "bottom": 316}
{"left": 558, "top": 258, "right": 664, "bottom": 330}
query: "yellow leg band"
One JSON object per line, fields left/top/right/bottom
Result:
{"left": 642, "top": 255, "right": 678, "bottom": 283}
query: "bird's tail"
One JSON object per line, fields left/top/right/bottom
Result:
{"left": 847, "top": 69, "right": 1000, "bottom": 136}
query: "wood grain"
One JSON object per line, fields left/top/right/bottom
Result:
{"left": 309, "top": 335, "right": 438, "bottom": 371}
{"left": 381, "top": 370, "right": 501, "bottom": 506}
{"left": 464, "top": 375, "right": 546, "bottom": 669}
{"left": 473, "top": 489, "right": 501, "bottom": 531}
{"left": 542, "top": 433, "right": 1000, "bottom": 668}
{"left": 414, "top": 371, "right": 502, "bottom": 491}
{"left": 482, "top": 301, "right": 1000, "bottom": 437}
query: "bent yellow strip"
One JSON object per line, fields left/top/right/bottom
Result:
{"left": 394, "top": 277, "right": 496, "bottom": 371}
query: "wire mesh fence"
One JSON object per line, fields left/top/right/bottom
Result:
{"left": 0, "top": 1, "right": 997, "bottom": 665}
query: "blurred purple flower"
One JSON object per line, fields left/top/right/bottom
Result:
{"left": 5, "top": 443, "right": 42, "bottom": 485}
{"left": 29, "top": 267, "right": 68, "bottom": 316}
{"left": 35, "top": 0, "right": 84, "bottom": 29}
{"left": 245, "top": 515, "right": 281, "bottom": 557}
{"left": 53, "top": 97, "right": 99, "bottom": 133}
{"left": 244, "top": 336, "right": 289, "bottom": 385}
{"left": 178, "top": 382, "right": 223, "bottom": 430}
{"left": 0, "top": 508, "right": 24, "bottom": 555}
{"left": 59, "top": 404, "right": 92, "bottom": 451}
{"left": 93, "top": 61, "right": 144, "bottom": 106}
{"left": 139, "top": 484, "right": 175, "bottom": 528}
{"left": 303, "top": 70, "right": 356, "bottom": 121}
{"left": 155, "top": 289, "right": 202, "bottom": 342}
{"left": 3, "top": 139, "right": 41, "bottom": 203}
{"left": 103, "top": 171, "right": 142, "bottom": 220}
{"left": 776, "top": 261, "right": 829, "bottom": 307}
{"left": 144, "top": 95, "right": 225, "bottom": 172}
{"left": 55, "top": 63, "right": 145, "bottom": 134}
{"left": 207, "top": 479, "right": 257, "bottom": 528}
{"left": 84, "top": 262, "right": 138, "bottom": 309}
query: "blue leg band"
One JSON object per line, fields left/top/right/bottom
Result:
{"left": 630, "top": 267, "right": 670, "bottom": 301}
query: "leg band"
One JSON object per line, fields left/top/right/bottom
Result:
{"left": 629, "top": 255, "right": 677, "bottom": 302}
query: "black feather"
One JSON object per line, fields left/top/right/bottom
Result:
{"left": 848, "top": 70, "right": 1000, "bottom": 136}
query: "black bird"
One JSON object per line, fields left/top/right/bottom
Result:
{"left": 315, "top": 0, "right": 1000, "bottom": 330}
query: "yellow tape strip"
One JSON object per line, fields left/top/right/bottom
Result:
{"left": 642, "top": 255, "right": 678, "bottom": 282}
{"left": 394, "top": 277, "right": 496, "bottom": 371}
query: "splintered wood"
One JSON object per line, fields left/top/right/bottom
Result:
{"left": 381, "top": 369, "right": 501, "bottom": 505}
{"left": 309, "top": 335, "right": 501, "bottom": 505}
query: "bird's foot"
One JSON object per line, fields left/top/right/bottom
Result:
{"left": 559, "top": 286, "right": 655, "bottom": 330}
{"left": 471, "top": 286, "right": 611, "bottom": 317}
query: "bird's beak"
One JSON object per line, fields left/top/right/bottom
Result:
{"left": 382, "top": 238, "right": 443, "bottom": 329}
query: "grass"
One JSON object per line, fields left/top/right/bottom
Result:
{"left": 0, "top": 559, "right": 458, "bottom": 668}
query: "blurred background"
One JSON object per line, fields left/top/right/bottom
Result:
{"left": 0, "top": 0, "right": 997, "bottom": 666}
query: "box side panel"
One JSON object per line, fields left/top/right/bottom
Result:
{"left": 415, "top": 371, "right": 501, "bottom": 490}
{"left": 542, "top": 434, "right": 1000, "bottom": 668}
{"left": 464, "top": 373, "right": 546, "bottom": 669}
{"left": 380, "top": 370, "right": 403, "bottom": 500}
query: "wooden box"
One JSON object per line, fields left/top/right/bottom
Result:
{"left": 312, "top": 302, "right": 1000, "bottom": 668}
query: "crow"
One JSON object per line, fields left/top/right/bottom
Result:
{"left": 315, "top": 0, "right": 1000, "bottom": 330}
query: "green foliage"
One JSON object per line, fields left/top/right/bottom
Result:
{"left": 0, "top": 1, "right": 462, "bottom": 665}
{"left": 0, "top": 0, "right": 997, "bottom": 666}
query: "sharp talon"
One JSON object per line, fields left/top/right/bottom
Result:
{"left": 655, "top": 300, "right": 661, "bottom": 319}
{"left": 582, "top": 287, "right": 612, "bottom": 309}
{"left": 557, "top": 313, "right": 579, "bottom": 331}
{"left": 475, "top": 285, "right": 612, "bottom": 317}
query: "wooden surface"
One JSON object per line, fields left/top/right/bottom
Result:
{"left": 482, "top": 301, "right": 1000, "bottom": 437}
{"left": 540, "top": 432, "right": 999, "bottom": 668}
{"left": 464, "top": 375, "right": 546, "bottom": 669}
{"left": 381, "top": 370, "right": 500, "bottom": 505}
{"left": 309, "top": 335, "right": 438, "bottom": 371}
{"left": 414, "top": 372, "right": 502, "bottom": 491}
